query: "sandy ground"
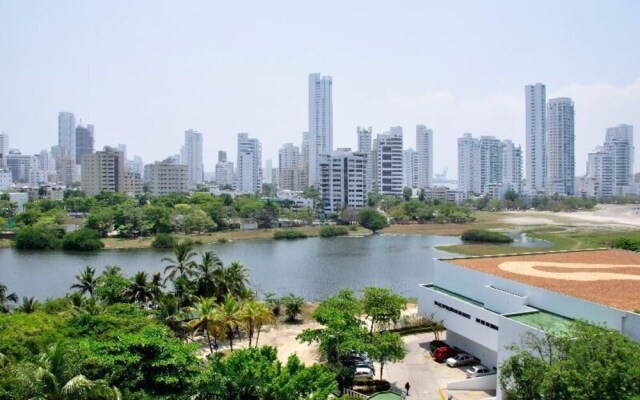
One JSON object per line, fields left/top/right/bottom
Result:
{"left": 501, "top": 204, "right": 640, "bottom": 229}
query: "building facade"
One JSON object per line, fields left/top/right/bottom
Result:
{"left": 58, "top": 112, "right": 76, "bottom": 162}
{"left": 416, "top": 124, "right": 433, "bottom": 189}
{"left": 374, "top": 127, "right": 403, "bottom": 196}
{"left": 458, "top": 133, "right": 482, "bottom": 194}
{"left": 181, "top": 129, "right": 204, "bottom": 188}
{"left": 319, "top": 150, "right": 367, "bottom": 212}
{"left": 80, "top": 146, "right": 125, "bottom": 196}
{"left": 308, "top": 73, "right": 333, "bottom": 187}
{"left": 402, "top": 149, "right": 418, "bottom": 189}
{"left": 144, "top": 159, "right": 189, "bottom": 196}
{"left": 525, "top": 83, "right": 546, "bottom": 194}
{"left": 75, "top": 124, "right": 95, "bottom": 165}
{"left": 236, "top": 133, "right": 262, "bottom": 193}
{"left": 546, "top": 97, "right": 575, "bottom": 195}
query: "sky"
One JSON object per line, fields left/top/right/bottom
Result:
{"left": 1, "top": 0, "right": 639, "bottom": 177}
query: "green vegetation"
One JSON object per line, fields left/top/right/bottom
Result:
{"left": 62, "top": 228, "right": 105, "bottom": 251}
{"left": 14, "top": 224, "right": 64, "bottom": 250}
{"left": 388, "top": 199, "right": 475, "bottom": 224}
{"left": 273, "top": 229, "right": 308, "bottom": 240}
{"left": 500, "top": 321, "right": 640, "bottom": 400}
{"left": 357, "top": 208, "right": 389, "bottom": 234}
{"left": 151, "top": 232, "right": 176, "bottom": 249}
{"left": 319, "top": 225, "right": 349, "bottom": 237}
{"left": 461, "top": 228, "right": 513, "bottom": 243}
{"left": 466, "top": 193, "right": 597, "bottom": 212}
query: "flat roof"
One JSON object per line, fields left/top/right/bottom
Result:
{"left": 508, "top": 310, "right": 572, "bottom": 334}
{"left": 445, "top": 249, "right": 640, "bottom": 311}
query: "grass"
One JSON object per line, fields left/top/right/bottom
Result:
{"left": 0, "top": 239, "right": 12, "bottom": 248}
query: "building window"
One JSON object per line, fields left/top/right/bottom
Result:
{"left": 434, "top": 300, "right": 470, "bottom": 319}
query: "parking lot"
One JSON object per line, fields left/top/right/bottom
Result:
{"left": 382, "top": 332, "right": 495, "bottom": 400}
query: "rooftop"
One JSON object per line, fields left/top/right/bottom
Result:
{"left": 445, "top": 249, "right": 640, "bottom": 311}
{"left": 508, "top": 310, "right": 573, "bottom": 334}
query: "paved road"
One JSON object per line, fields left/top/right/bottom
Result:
{"left": 383, "top": 332, "right": 467, "bottom": 400}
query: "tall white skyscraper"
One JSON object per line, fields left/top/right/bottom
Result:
{"left": 547, "top": 97, "right": 575, "bottom": 195}
{"left": 237, "top": 133, "right": 262, "bottom": 193}
{"left": 376, "top": 127, "right": 403, "bottom": 195}
{"left": 264, "top": 159, "right": 273, "bottom": 184}
{"left": 181, "top": 129, "right": 204, "bottom": 188}
{"left": 605, "top": 124, "right": 634, "bottom": 187}
{"left": 458, "top": 133, "right": 482, "bottom": 194}
{"left": 58, "top": 112, "right": 76, "bottom": 162}
{"left": 0, "top": 131, "right": 9, "bottom": 168}
{"left": 357, "top": 126, "right": 373, "bottom": 193}
{"left": 502, "top": 140, "right": 523, "bottom": 195}
{"left": 525, "top": 83, "right": 546, "bottom": 194}
{"left": 308, "top": 73, "right": 333, "bottom": 187}
{"left": 416, "top": 124, "right": 433, "bottom": 189}
{"left": 403, "top": 149, "right": 418, "bottom": 188}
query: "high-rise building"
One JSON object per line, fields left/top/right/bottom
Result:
{"left": 58, "top": 112, "right": 76, "bottom": 162}
{"left": 0, "top": 131, "right": 9, "bottom": 168}
{"left": 586, "top": 146, "right": 614, "bottom": 198}
{"left": 237, "top": 133, "right": 262, "bottom": 193}
{"left": 308, "top": 73, "right": 333, "bottom": 187}
{"left": 218, "top": 151, "right": 228, "bottom": 163}
{"left": 375, "top": 127, "right": 403, "bottom": 196}
{"left": 525, "top": 83, "right": 546, "bottom": 194}
{"left": 547, "top": 97, "right": 575, "bottom": 195}
{"left": 416, "top": 124, "right": 433, "bottom": 189}
{"left": 144, "top": 159, "right": 190, "bottom": 196}
{"left": 215, "top": 150, "right": 234, "bottom": 187}
{"left": 80, "top": 146, "right": 125, "bottom": 196}
{"left": 264, "top": 160, "right": 273, "bottom": 185}
{"left": 605, "top": 124, "right": 634, "bottom": 187}
{"left": 480, "top": 136, "right": 503, "bottom": 193}
{"left": 403, "top": 149, "right": 418, "bottom": 188}
{"left": 319, "top": 150, "right": 367, "bottom": 212}
{"left": 181, "top": 129, "right": 203, "bottom": 188}
{"left": 5, "top": 151, "right": 36, "bottom": 184}
{"left": 502, "top": 140, "right": 523, "bottom": 195}
{"left": 357, "top": 126, "right": 373, "bottom": 193}
{"left": 278, "top": 143, "right": 301, "bottom": 190}
{"left": 75, "top": 124, "right": 95, "bottom": 165}
{"left": 458, "top": 133, "right": 482, "bottom": 194}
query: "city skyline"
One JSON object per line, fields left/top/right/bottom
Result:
{"left": 1, "top": 1, "right": 639, "bottom": 177}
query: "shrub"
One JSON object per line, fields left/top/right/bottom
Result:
{"left": 151, "top": 233, "right": 176, "bottom": 249}
{"left": 610, "top": 237, "right": 640, "bottom": 252}
{"left": 461, "top": 229, "right": 513, "bottom": 243}
{"left": 319, "top": 225, "right": 349, "bottom": 237}
{"left": 217, "top": 236, "right": 228, "bottom": 243}
{"left": 273, "top": 229, "right": 308, "bottom": 240}
{"left": 14, "top": 225, "right": 64, "bottom": 250}
{"left": 63, "top": 228, "right": 105, "bottom": 251}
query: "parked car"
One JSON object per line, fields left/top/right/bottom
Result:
{"left": 342, "top": 351, "right": 372, "bottom": 367}
{"left": 446, "top": 353, "right": 476, "bottom": 367}
{"left": 432, "top": 346, "right": 458, "bottom": 362}
{"left": 354, "top": 361, "right": 375, "bottom": 374}
{"left": 353, "top": 367, "right": 374, "bottom": 382}
{"left": 465, "top": 365, "right": 496, "bottom": 378}
{"left": 429, "top": 340, "right": 447, "bottom": 354}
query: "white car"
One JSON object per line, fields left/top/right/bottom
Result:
{"left": 465, "top": 365, "right": 496, "bottom": 378}
{"left": 353, "top": 367, "right": 374, "bottom": 382}
{"left": 446, "top": 353, "right": 475, "bottom": 367}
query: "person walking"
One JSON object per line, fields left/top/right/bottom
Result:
{"left": 405, "top": 381, "right": 411, "bottom": 395}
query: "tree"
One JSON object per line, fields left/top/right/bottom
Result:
{"left": 194, "top": 251, "right": 224, "bottom": 298}
{"left": 163, "top": 240, "right": 198, "bottom": 283}
{"left": 151, "top": 232, "right": 176, "bottom": 249}
{"left": 213, "top": 295, "right": 243, "bottom": 351}
{"left": 14, "top": 224, "right": 64, "bottom": 249}
{"left": 357, "top": 208, "right": 389, "bottom": 234}
{"left": 94, "top": 266, "right": 130, "bottom": 305}
{"left": 188, "top": 297, "right": 222, "bottom": 353}
{"left": 280, "top": 293, "right": 304, "bottom": 322}
{"left": 504, "top": 189, "right": 519, "bottom": 202}
{"left": 223, "top": 261, "right": 250, "bottom": 299}
{"left": 500, "top": 321, "right": 640, "bottom": 400}
{"left": 402, "top": 187, "right": 413, "bottom": 202}
{"left": 367, "top": 330, "right": 407, "bottom": 380}
{"left": 361, "top": 287, "right": 407, "bottom": 334}
{"left": 126, "top": 271, "right": 157, "bottom": 305}
{"left": 62, "top": 228, "right": 104, "bottom": 251}
{"left": 71, "top": 266, "right": 98, "bottom": 297}
{"left": 16, "top": 296, "right": 39, "bottom": 314}
{"left": 0, "top": 282, "right": 18, "bottom": 313}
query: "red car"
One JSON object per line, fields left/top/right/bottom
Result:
{"left": 432, "top": 346, "right": 458, "bottom": 362}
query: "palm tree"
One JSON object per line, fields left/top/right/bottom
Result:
{"left": 70, "top": 266, "right": 98, "bottom": 297}
{"left": 156, "top": 295, "right": 188, "bottom": 339}
{"left": 101, "top": 265, "right": 123, "bottom": 278}
{"left": 162, "top": 241, "right": 198, "bottom": 283}
{"left": 126, "top": 271, "right": 156, "bottom": 306}
{"left": 224, "top": 261, "right": 250, "bottom": 299}
{"left": 0, "top": 282, "right": 18, "bottom": 313}
{"left": 187, "top": 297, "right": 220, "bottom": 353}
{"left": 14, "top": 344, "right": 121, "bottom": 400}
{"left": 214, "top": 295, "right": 243, "bottom": 351}
{"left": 17, "top": 296, "right": 39, "bottom": 314}
{"left": 195, "top": 251, "right": 224, "bottom": 298}
{"left": 239, "top": 299, "right": 275, "bottom": 347}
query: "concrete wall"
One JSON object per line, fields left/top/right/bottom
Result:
{"left": 447, "top": 374, "right": 497, "bottom": 391}
{"left": 447, "top": 331, "right": 498, "bottom": 369}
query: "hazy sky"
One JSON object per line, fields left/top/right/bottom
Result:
{"left": 1, "top": 1, "right": 639, "bottom": 177}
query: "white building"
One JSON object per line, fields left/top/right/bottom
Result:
{"left": 264, "top": 159, "right": 273, "bottom": 184}
{"left": 308, "top": 73, "right": 333, "bottom": 187}
{"left": 319, "top": 150, "right": 367, "bottom": 212}
{"left": 58, "top": 112, "right": 76, "bottom": 162}
{"left": 416, "top": 124, "right": 433, "bottom": 189}
{"left": 375, "top": 127, "right": 403, "bottom": 196}
{"left": 547, "top": 97, "right": 575, "bottom": 195}
{"left": 5, "top": 151, "right": 37, "bottom": 184}
{"left": 586, "top": 146, "right": 614, "bottom": 198}
{"left": 525, "top": 83, "right": 546, "bottom": 194}
{"left": 402, "top": 149, "right": 418, "bottom": 189}
{"left": 0, "top": 169, "right": 11, "bottom": 191}
{"left": 278, "top": 143, "right": 301, "bottom": 190}
{"left": 605, "top": 124, "right": 634, "bottom": 188}
{"left": 458, "top": 133, "right": 482, "bottom": 194}
{"left": 0, "top": 131, "right": 8, "bottom": 168}
{"left": 236, "top": 133, "right": 262, "bottom": 193}
{"left": 501, "top": 140, "right": 523, "bottom": 195}
{"left": 357, "top": 126, "right": 373, "bottom": 193}
{"left": 181, "top": 129, "right": 204, "bottom": 188}
{"left": 418, "top": 249, "right": 640, "bottom": 399}
{"left": 144, "top": 159, "right": 190, "bottom": 196}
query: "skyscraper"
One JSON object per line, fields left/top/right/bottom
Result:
{"left": 357, "top": 126, "right": 373, "bottom": 193}
{"left": 525, "top": 83, "right": 546, "bottom": 194}
{"left": 402, "top": 149, "right": 418, "bottom": 188}
{"left": 319, "top": 150, "right": 367, "bottom": 212}
{"left": 75, "top": 124, "right": 95, "bottom": 165}
{"left": 458, "top": 133, "right": 482, "bottom": 194}
{"left": 181, "top": 129, "right": 203, "bottom": 188}
{"left": 81, "top": 146, "right": 125, "bottom": 196}
{"left": 605, "top": 124, "right": 634, "bottom": 187}
{"left": 308, "top": 73, "right": 333, "bottom": 187}
{"left": 58, "top": 112, "right": 76, "bottom": 162}
{"left": 375, "top": 127, "right": 403, "bottom": 196}
{"left": 502, "top": 140, "right": 523, "bottom": 195}
{"left": 0, "top": 131, "right": 8, "bottom": 168}
{"left": 237, "top": 133, "right": 262, "bottom": 193}
{"left": 546, "top": 97, "right": 575, "bottom": 195}
{"left": 416, "top": 124, "right": 433, "bottom": 189}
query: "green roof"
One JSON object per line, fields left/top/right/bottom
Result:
{"left": 368, "top": 391, "right": 403, "bottom": 400}
{"left": 508, "top": 310, "right": 572, "bottom": 334}
{"left": 426, "top": 284, "right": 484, "bottom": 307}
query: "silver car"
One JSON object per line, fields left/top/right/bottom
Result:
{"left": 446, "top": 352, "right": 475, "bottom": 367}
{"left": 465, "top": 365, "right": 496, "bottom": 378}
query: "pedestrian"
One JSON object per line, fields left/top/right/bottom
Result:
{"left": 405, "top": 381, "right": 410, "bottom": 395}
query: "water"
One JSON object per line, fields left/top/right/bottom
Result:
{"left": 0, "top": 234, "right": 550, "bottom": 301}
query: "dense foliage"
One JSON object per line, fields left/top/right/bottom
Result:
{"left": 273, "top": 229, "right": 308, "bottom": 239}
{"left": 461, "top": 229, "right": 514, "bottom": 243}
{"left": 357, "top": 208, "right": 389, "bottom": 233}
{"left": 610, "top": 237, "right": 640, "bottom": 252}
{"left": 319, "top": 225, "right": 349, "bottom": 237}
{"left": 151, "top": 232, "right": 176, "bottom": 248}
{"left": 500, "top": 321, "right": 640, "bottom": 400}
{"left": 62, "top": 228, "right": 105, "bottom": 251}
